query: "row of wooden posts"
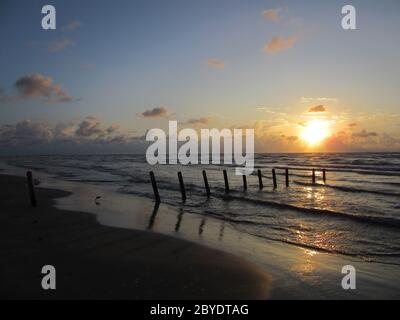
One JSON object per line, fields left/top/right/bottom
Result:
{"left": 150, "top": 168, "right": 327, "bottom": 203}
{"left": 25, "top": 168, "right": 327, "bottom": 207}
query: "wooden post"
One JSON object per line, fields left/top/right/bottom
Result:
{"left": 285, "top": 168, "right": 289, "bottom": 187}
{"left": 149, "top": 171, "right": 160, "bottom": 203}
{"left": 26, "top": 171, "right": 37, "bottom": 207}
{"left": 202, "top": 170, "right": 211, "bottom": 198}
{"left": 177, "top": 171, "right": 186, "bottom": 201}
{"left": 312, "top": 169, "right": 316, "bottom": 184}
{"left": 272, "top": 169, "right": 277, "bottom": 189}
{"left": 257, "top": 169, "right": 263, "bottom": 189}
{"left": 223, "top": 170, "right": 230, "bottom": 192}
{"left": 242, "top": 175, "right": 247, "bottom": 191}
{"left": 323, "top": 169, "right": 326, "bottom": 183}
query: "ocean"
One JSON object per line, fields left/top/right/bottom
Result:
{"left": 3, "top": 152, "right": 400, "bottom": 265}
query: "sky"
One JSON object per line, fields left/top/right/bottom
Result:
{"left": 0, "top": 0, "right": 400, "bottom": 154}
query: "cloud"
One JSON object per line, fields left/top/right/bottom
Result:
{"left": 13, "top": 73, "right": 74, "bottom": 103}
{"left": 301, "top": 97, "right": 338, "bottom": 103}
{"left": 264, "top": 36, "right": 296, "bottom": 54}
{"left": 298, "top": 121, "right": 307, "bottom": 127}
{"left": 308, "top": 105, "right": 326, "bottom": 113}
{"left": 0, "top": 117, "right": 135, "bottom": 148}
{"left": 75, "top": 117, "right": 105, "bottom": 137}
{"left": 286, "top": 135, "right": 298, "bottom": 142}
{"left": 138, "top": 107, "right": 169, "bottom": 118}
{"left": 320, "top": 130, "right": 399, "bottom": 152}
{"left": 48, "top": 38, "right": 73, "bottom": 53}
{"left": 206, "top": 59, "right": 225, "bottom": 69}
{"left": 62, "top": 20, "right": 82, "bottom": 32}
{"left": 352, "top": 130, "right": 378, "bottom": 138}
{"left": 380, "top": 133, "right": 400, "bottom": 147}
{"left": 0, "top": 120, "right": 53, "bottom": 145}
{"left": 184, "top": 117, "right": 211, "bottom": 125}
{"left": 262, "top": 9, "right": 281, "bottom": 22}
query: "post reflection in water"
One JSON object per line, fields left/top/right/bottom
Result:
{"left": 147, "top": 202, "right": 160, "bottom": 230}
{"left": 145, "top": 204, "right": 227, "bottom": 242}
{"left": 175, "top": 209, "right": 184, "bottom": 232}
{"left": 219, "top": 223, "right": 225, "bottom": 241}
{"left": 199, "top": 218, "right": 206, "bottom": 235}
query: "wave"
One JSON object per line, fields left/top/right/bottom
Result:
{"left": 243, "top": 231, "right": 400, "bottom": 263}
{"left": 121, "top": 179, "right": 400, "bottom": 230}
{"left": 218, "top": 194, "right": 400, "bottom": 229}
{"left": 294, "top": 181, "right": 400, "bottom": 197}
{"left": 269, "top": 165, "right": 400, "bottom": 176}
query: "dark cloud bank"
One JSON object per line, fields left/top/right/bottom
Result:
{"left": 0, "top": 117, "right": 146, "bottom": 155}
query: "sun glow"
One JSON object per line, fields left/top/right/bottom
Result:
{"left": 300, "top": 119, "right": 330, "bottom": 146}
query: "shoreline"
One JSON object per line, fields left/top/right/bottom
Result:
{"left": 1, "top": 166, "right": 400, "bottom": 299}
{"left": 0, "top": 174, "right": 270, "bottom": 299}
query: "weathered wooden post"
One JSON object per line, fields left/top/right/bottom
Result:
{"left": 149, "top": 171, "right": 161, "bottom": 203}
{"left": 285, "top": 168, "right": 289, "bottom": 187}
{"left": 202, "top": 170, "right": 211, "bottom": 198}
{"left": 177, "top": 171, "right": 187, "bottom": 201}
{"left": 223, "top": 170, "right": 230, "bottom": 192}
{"left": 312, "top": 169, "right": 316, "bottom": 184}
{"left": 26, "top": 171, "right": 37, "bottom": 208}
{"left": 323, "top": 169, "right": 326, "bottom": 183}
{"left": 272, "top": 169, "right": 277, "bottom": 189}
{"left": 257, "top": 169, "right": 263, "bottom": 189}
{"left": 242, "top": 175, "right": 247, "bottom": 191}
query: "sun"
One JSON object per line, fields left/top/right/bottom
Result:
{"left": 300, "top": 119, "right": 330, "bottom": 146}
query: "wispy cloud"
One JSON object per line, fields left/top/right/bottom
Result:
{"left": 263, "top": 36, "right": 296, "bottom": 54}
{"left": 261, "top": 8, "right": 282, "bottom": 22}
{"left": 48, "top": 38, "right": 74, "bottom": 53}
{"left": 184, "top": 117, "right": 211, "bottom": 125}
{"left": 206, "top": 59, "right": 225, "bottom": 69}
{"left": 301, "top": 97, "right": 338, "bottom": 103}
{"left": 352, "top": 130, "right": 378, "bottom": 138}
{"left": 138, "top": 107, "right": 169, "bottom": 119}
{"left": 256, "top": 107, "right": 288, "bottom": 116}
{"left": 62, "top": 20, "right": 82, "bottom": 32}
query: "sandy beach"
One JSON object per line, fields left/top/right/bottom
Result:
{"left": 1, "top": 163, "right": 400, "bottom": 300}
{"left": 0, "top": 174, "right": 270, "bottom": 299}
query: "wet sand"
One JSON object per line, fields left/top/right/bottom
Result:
{"left": 1, "top": 167, "right": 400, "bottom": 300}
{"left": 0, "top": 174, "right": 270, "bottom": 299}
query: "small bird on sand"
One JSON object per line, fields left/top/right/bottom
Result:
{"left": 94, "top": 196, "right": 102, "bottom": 205}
